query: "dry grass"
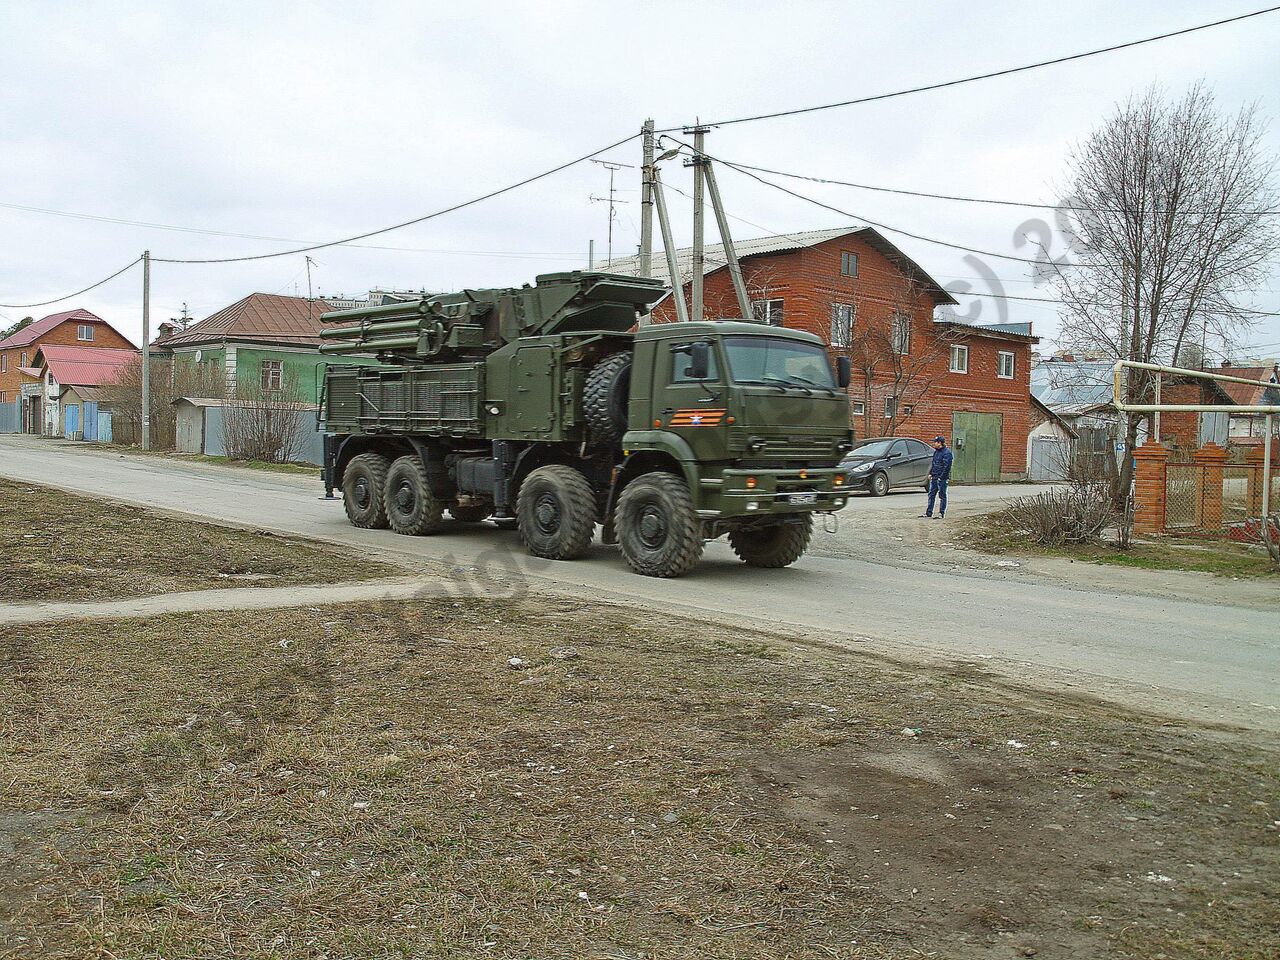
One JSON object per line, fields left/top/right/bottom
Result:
{"left": 963, "top": 511, "right": 1280, "bottom": 579}
{"left": 2, "top": 597, "right": 1277, "bottom": 959}
{"left": 0, "top": 479, "right": 400, "bottom": 603}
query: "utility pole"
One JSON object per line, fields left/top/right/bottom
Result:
{"left": 141, "top": 250, "right": 151, "bottom": 451}
{"left": 684, "top": 123, "right": 709, "bottom": 322}
{"left": 588, "top": 239, "right": 595, "bottom": 270}
{"left": 639, "top": 120, "right": 654, "bottom": 280}
{"left": 305, "top": 255, "right": 317, "bottom": 324}
{"left": 703, "top": 160, "right": 753, "bottom": 321}
{"left": 651, "top": 167, "right": 689, "bottom": 324}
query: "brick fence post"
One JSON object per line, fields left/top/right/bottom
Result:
{"left": 1192, "top": 443, "right": 1227, "bottom": 530}
{"left": 1132, "top": 440, "right": 1169, "bottom": 534}
{"left": 1245, "top": 445, "right": 1266, "bottom": 518}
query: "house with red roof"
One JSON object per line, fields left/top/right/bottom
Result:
{"left": 29, "top": 343, "right": 139, "bottom": 439}
{"left": 1217, "top": 361, "right": 1280, "bottom": 447}
{"left": 0, "top": 308, "right": 136, "bottom": 433}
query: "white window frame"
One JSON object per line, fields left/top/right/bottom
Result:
{"left": 884, "top": 396, "right": 897, "bottom": 419}
{"left": 751, "top": 298, "right": 784, "bottom": 327}
{"left": 260, "top": 359, "right": 283, "bottom": 391}
{"left": 902, "top": 404, "right": 915, "bottom": 417}
{"left": 850, "top": 399, "right": 866, "bottom": 417}
{"left": 997, "top": 350, "right": 1016, "bottom": 379}
{"left": 891, "top": 313, "right": 911, "bottom": 355}
{"left": 19, "top": 352, "right": 27, "bottom": 368}
{"left": 949, "top": 344, "right": 969, "bottom": 374}
{"left": 77, "top": 324, "right": 95, "bottom": 341}
{"left": 0, "top": 355, "right": 6, "bottom": 373}
{"left": 830, "top": 303, "right": 854, "bottom": 347}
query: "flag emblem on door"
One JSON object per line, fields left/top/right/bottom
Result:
{"left": 669, "top": 408, "right": 726, "bottom": 426}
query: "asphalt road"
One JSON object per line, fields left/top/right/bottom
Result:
{"left": 2, "top": 435, "right": 1277, "bottom": 731}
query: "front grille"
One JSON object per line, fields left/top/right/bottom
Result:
{"left": 729, "top": 427, "right": 837, "bottom": 458}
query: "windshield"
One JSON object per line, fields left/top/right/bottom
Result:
{"left": 722, "top": 336, "right": 836, "bottom": 389}
{"left": 847, "top": 439, "right": 894, "bottom": 459}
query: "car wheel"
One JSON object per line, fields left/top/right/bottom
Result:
{"left": 870, "top": 471, "right": 890, "bottom": 497}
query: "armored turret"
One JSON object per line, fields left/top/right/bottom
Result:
{"left": 318, "top": 271, "right": 667, "bottom": 363}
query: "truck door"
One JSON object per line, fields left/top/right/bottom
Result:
{"left": 659, "top": 339, "right": 727, "bottom": 461}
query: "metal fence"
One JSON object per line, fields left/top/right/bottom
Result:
{"left": 1164, "top": 457, "right": 1277, "bottom": 531}
{"left": 0, "top": 399, "right": 19, "bottom": 434}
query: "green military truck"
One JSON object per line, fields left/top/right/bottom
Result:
{"left": 318, "top": 271, "right": 854, "bottom": 578}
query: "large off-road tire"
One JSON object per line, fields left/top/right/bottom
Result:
{"left": 870, "top": 471, "right": 890, "bottom": 497}
{"left": 615, "top": 472, "right": 703, "bottom": 578}
{"left": 450, "top": 503, "right": 491, "bottom": 523}
{"left": 342, "top": 452, "right": 390, "bottom": 529}
{"left": 516, "top": 465, "right": 597, "bottom": 560}
{"left": 728, "top": 517, "right": 813, "bottom": 569}
{"left": 384, "top": 455, "right": 445, "bottom": 536}
{"left": 583, "top": 352, "right": 632, "bottom": 446}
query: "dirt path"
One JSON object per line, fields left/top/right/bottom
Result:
{"left": 0, "top": 577, "right": 440, "bottom": 625}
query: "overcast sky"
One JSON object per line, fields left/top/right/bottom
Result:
{"left": 2, "top": 0, "right": 1278, "bottom": 360}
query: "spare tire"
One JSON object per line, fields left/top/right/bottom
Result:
{"left": 584, "top": 352, "right": 632, "bottom": 446}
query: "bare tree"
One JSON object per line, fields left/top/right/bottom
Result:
{"left": 1050, "top": 83, "right": 1279, "bottom": 503}
{"left": 220, "top": 376, "right": 311, "bottom": 463}
{"left": 105, "top": 356, "right": 225, "bottom": 449}
{"left": 827, "top": 274, "right": 960, "bottom": 438}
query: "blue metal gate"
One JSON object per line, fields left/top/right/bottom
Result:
{"left": 83, "top": 401, "right": 99, "bottom": 441}
{"left": 64, "top": 403, "right": 79, "bottom": 438}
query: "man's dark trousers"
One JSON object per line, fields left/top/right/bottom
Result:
{"left": 926, "top": 477, "right": 948, "bottom": 517}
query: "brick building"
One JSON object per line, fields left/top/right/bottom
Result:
{"left": 607, "top": 226, "right": 1039, "bottom": 481}
{"left": 0, "top": 308, "right": 136, "bottom": 432}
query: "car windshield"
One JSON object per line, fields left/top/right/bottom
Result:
{"left": 721, "top": 336, "right": 836, "bottom": 388}
{"left": 846, "top": 439, "right": 894, "bottom": 459}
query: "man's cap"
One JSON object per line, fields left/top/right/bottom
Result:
{"left": 933, "top": 435, "right": 946, "bottom": 443}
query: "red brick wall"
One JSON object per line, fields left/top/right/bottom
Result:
{"left": 651, "top": 234, "right": 1036, "bottom": 476}
{"left": 0, "top": 318, "right": 135, "bottom": 401}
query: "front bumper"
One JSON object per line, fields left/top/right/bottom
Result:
{"left": 697, "top": 466, "right": 850, "bottom": 519}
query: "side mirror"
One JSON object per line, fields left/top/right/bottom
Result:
{"left": 836, "top": 356, "right": 851, "bottom": 389}
{"left": 889, "top": 452, "right": 902, "bottom": 459}
{"left": 689, "top": 341, "right": 710, "bottom": 380}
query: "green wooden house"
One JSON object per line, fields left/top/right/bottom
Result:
{"left": 158, "top": 293, "right": 379, "bottom": 400}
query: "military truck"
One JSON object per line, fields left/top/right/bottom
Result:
{"left": 318, "top": 271, "right": 854, "bottom": 578}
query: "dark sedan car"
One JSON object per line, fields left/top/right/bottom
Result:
{"left": 840, "top": 437, "right": 935, "bottom": 496}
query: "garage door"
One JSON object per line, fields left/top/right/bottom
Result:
{"left": 951, "top": 412, "right": 1002, "bottom": 483}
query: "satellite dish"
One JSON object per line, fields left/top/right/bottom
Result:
{"left": 194, "top": 349, "right": 203, "bottom": 362}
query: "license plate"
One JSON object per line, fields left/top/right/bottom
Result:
{"left": 785, "top": 492, "right": 818, "bottom": 504}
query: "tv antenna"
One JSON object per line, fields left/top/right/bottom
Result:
{"left": 590, "top": 158, "right": 634, "bottom": 267}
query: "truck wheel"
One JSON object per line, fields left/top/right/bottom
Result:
{"left": 584, "top": 352, "right": 631, "bottom": 446}
{"left": 616, "top": 472, "right": 703, "bottom": 578}
{"left": 385, "top": 455, "right": 445, "bottom": 536}
{"left": 728, "top": 517, "right": 813, "bottom": 568}
{"left": 450, "top": 504, "right": 491, "bottom": 523}
{"left": 516, "top": 465, "right": 597, "bottom": 560}
{"left": 342, "top": 452, "right": 391, "bottom": 529}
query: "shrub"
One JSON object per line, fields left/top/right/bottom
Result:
{"left": 997, "top": 483, "right": 1113, "bottom": 546}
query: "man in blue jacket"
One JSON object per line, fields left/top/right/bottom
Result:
{"left": 923, "top": 435, "right": 953, "bottom": 519}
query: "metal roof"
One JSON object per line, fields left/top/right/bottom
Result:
{"left": 33, "top": 344, "right": 138, "bottom": 387}
{"left": 603, "top": 225, "right": 958, "bottom": 306}
{"left": 163, "top": 293, "right": 340, "bottom": 349}
{"left": 0, "top": 308, "right": 126, "bottom": 350}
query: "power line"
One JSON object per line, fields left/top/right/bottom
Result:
{"left": 0, "top": 199, "right": 586, "bottom": 259}
{"left": 152, "top": 132, "right": 641, "bottom": 264}
{"left": 712, "top": 159, "right": 1280, "bottom": 217}
{"left": 666, "top": 137, "right": 1075, "bottom": 267}
{"left": 660, "top": 5, "right": 1280, "bottom": 130}
{"left": 0, "top": 257, "right": 142, "bottom": 309}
